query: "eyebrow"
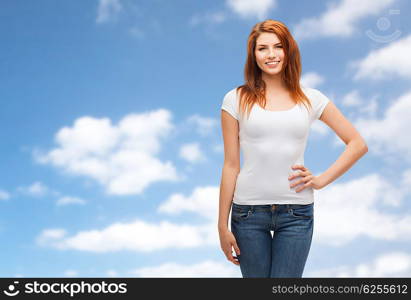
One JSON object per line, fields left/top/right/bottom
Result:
{"left": 257, "top": 43, "right": 282, "bottom": 46}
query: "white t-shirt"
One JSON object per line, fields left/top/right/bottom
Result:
{"left": 221, "top": 86, "right": 330, "bottom": 205}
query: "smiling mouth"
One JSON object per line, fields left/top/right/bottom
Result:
{"left": 265, "top": 61, "right": 280, "bottom": 65}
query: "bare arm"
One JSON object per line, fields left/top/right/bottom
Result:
{"left": 218, "top": 110, "right": 240, "bottom": 232}
{"left": 317, "top": 101, "right": 368, "bottom": 188}
{"left": 218, "top": 164, "right": 239, "bottom": 231}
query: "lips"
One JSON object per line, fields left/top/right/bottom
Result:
{"left": 265, "top": 61, "right": 280, "bottom": 68}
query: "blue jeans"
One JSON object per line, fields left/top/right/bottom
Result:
{"left": 230, "top": 202, "right": 314, "bottom": 278}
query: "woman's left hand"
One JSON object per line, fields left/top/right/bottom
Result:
{"left": 288, "top": 164, "right": 323, "bottom": 192}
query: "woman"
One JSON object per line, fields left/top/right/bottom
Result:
{"left": 218, "top": 19, "right": 368, "bottom": 278}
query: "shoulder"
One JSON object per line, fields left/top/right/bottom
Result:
{"left": 222, "top": 87, "right": 241, "bottom": 105}
{"left": 221, "top": 87, "right": 241, "bottom": 120}
{"left": 224, "top": 87, "right": 239, "bottom": 99}
{"left": 301, "top": 86, "right": 321, "bottom": 98}
{"left": 301, "top": 86, "right": 330, "bottom": 103}
{"left": 301, "top": 86, "right": 331, "bottom": 121}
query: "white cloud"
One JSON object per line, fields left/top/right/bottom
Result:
{"left": 314, "top": 172, "right": 411, "bottom": 247}
{"left": 293, "top": 0, "right": 395, "bottom": 40}
{"left": 158, "top": 186, "right": 218, "bottom": 220}
{"left": 179, "top": 143, "right": 206, "bottom": 163}
{"left": 16, "top": 182, "right": 85, "bottom": 206}
{"left": 301, "top": 72, "right": 324, "bottom": 88}
{"left": 226, "top": 0, "right": 276, "bottom": 20}
{"left": 361, "top": 98, "right": 379, "bottom": 117}
{"left": 63, "top": 270, "right": 78, "bottom": 277}
{"left": 56, "top": 196, "right": 86, "bottom": 206}
{"left": 17, "top": 181, "right": 52, "bottom": 197}
{"left": 36, "top": 220, "right": 213, "bottom": 253}
{"left": 34, "top": 110, "right": 181, "bottom": 196}
{"left": 341, "top": 90, "right": 362, "bottom": 107}
{"left": 186, "top": 115, "right": 218, "bottom": 136}
{"left": 0, "top": 189, "right": 10, "bottom": 201}
{"left": 340, "top": 90, "right": 379, "bottom": 117}
{"left": 156, "top": 186, "right": 220, "bottom": 245}
{"left": 308, "top": 252, "right": 411, "bottom": 277}
{"left": 352, "top": 34, "right": 411, "bottom": 80}
{"left": 96, "top": 0, "right": 123, "bottom": 24}
{"left": 37, "top": 229, "right": 67, "bottom": 246}
{"left": 129, "top": 260, "right": 240, "bottom": 277}
{"left": 36, "top": 186, "right": 221, "bottom": 253}
{"left": 37, "top": 168, "right": 411, "bottom": 255}
{"left": 310, "top": 121, "right": 330, "bottom": 137}
{"left": 105, "top": 270, "right": 119, "bottom": 277}
{"left": 189, "top": 11, "right": 226, "bottom": 27}
{"left": 400, "top": 168, "right": 411, "bottom": 196}
{"left": 353, "top": 91, "right": 411, "bottom": 163}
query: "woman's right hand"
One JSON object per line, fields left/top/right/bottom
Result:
{"left": 219, "top": 229, "right": 241, "bottom": 265}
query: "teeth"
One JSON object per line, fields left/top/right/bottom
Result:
{"left": 266, "top": 61, "right": 279, "bottom": 65}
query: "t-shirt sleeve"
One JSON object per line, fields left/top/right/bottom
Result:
{"left": 221, "top": 89, "right": 239, "bottom": 120}
{"left": 308, "top": 88, "right": 330, "bottom": 122}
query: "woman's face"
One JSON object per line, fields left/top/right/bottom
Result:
{"left": 254, "top": 32, "right": 285, "bottom": 76}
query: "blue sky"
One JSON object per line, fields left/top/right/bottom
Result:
{"left": 1, "top": 0, "right": 411, "bottom": 277}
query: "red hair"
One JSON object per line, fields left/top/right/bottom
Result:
{"left": 236, "top": 19, "right": 312, "bottom": 120}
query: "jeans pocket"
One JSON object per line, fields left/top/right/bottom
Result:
{"left": 231, "top": 208, "right": 252, "bottom": 221}
{"left": 289, "top": 205, "right": 313, "bottom": 219}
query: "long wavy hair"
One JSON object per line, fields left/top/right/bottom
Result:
{"left": 236, "top": 19, "right": 312, "bottom": 120}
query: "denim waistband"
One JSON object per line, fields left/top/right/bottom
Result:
{"left": 232, "top": 202, "right": 313, "bottom": 212}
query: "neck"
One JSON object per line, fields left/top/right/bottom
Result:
{"left": 261, "top": 72, "right": 288, "bottom": 93}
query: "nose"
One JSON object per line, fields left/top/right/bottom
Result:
{"left": 268, "top": 49, "right": 276, "bottom": 59}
